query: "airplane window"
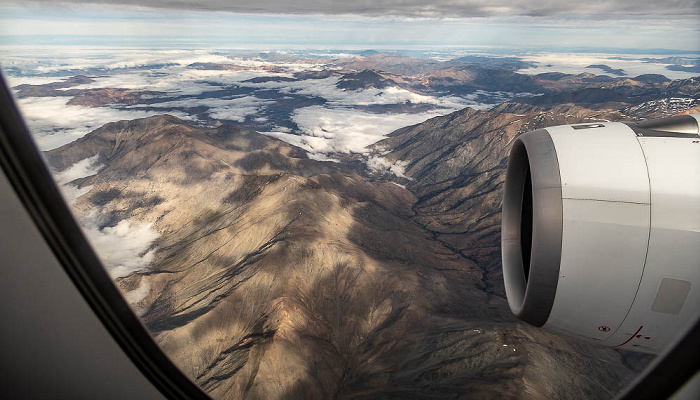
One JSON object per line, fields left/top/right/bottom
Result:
{"left": 2, "top": 2, "right": 698, "bottom": 399}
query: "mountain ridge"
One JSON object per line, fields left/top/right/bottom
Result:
{"left": 46, "top": 113, "right": 649, "bottom": 399}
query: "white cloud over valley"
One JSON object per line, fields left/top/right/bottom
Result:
{"left": 47, "top": 157, "right": 160, "bottom": 279}
{"left": 366, "top": 156, "right": 411, "bottom": 179}
{"left": 241, "top": 76, "right": 470, "bottom": 109}
{"left": 53, "top": 155, "right": 103, "bottom": 204}
{"left": 16, "top": 96, "right": 188, "bottom": 150}
{"left": 81, "top": 216, "right": 159, "bottom": 279}
{"left": 264, "top": 106, "right": 443, "bottom": 155}
{"left": 4, "top": 48, "right": 474, "bottom": 157}
{"left": 53, "top": 155, "right": 103, "bottom": 184}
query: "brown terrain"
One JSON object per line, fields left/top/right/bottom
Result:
{"left": 14, "top": 75, "right": 158, "bottom": 107}
{"left": 46, "top": 109, "right": 655, "bottom": 399}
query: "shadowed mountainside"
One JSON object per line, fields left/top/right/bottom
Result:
{"left": 47, "top": 115, "right": 647, "bottom": 400}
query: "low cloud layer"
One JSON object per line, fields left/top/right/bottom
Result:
{"left": 15, "top": 96, "right": 186, "bottom": 150}
{"left": 123, "top": 279, "right": 151, "bottom": 314}
{"left": 366, "top": 155, "right": 411, "bottom": 179}
{"left": 53, "top": 155, "right": 103, "bottom": 203}
{"left": 53, "top": 155, "right": 103, "bottom": 184}
{"left": 207, "top": 96, "right": 274, "bottom": 122}
{"left": 48, "top": 157, "right": 160, "bottom": 279}
{"left": 6, "top": 47, "right": 485, "bottom": 156}
{"left": 264, "top": 106, "right": 444, "bottom": 155}
{"left": 12, "top": 0, "right": 699, "bottom": 18}
{"left": 242, "top": 77, "right": 457, "bottom": 107}
{"left": 81, "top": 216, "right": 159, "bottom": 279}
{"left": 146, "top": 95, "right": 275, "bottom": 122}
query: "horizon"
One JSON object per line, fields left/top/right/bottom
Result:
{"left": 1, "top": 4, "right": 699, "bottom": 52}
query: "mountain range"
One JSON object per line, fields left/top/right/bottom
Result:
{"left": 46, "top": 103, "right": 655, "bottom": 399}
{"left": 14, "top": 52, "right": 699, "bottom": 139}
{"left": 17, "top": 48, "right": 699, "bottom": 400}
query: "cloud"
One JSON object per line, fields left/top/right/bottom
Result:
{"left": 39, "top": 143, "right": 159, "bottom": 280}
{"left": 8, "top": 1, "right": 699, "bottom": 18}
{"left": 141, "top": 94, "right": 274, "bottom": 122}
{"left": 43, "top": 152, "right": 160, "bottom": 280}
{"left": 366, "top": 155, "right": 411, "bottom": 179}
{"left": 8, "top": 49, "right": 475, "bottom": 156}
{"left": 53, "top": 155, "right": 103, "bottom": 204}
{"left": 80, "top": 216, "right": 159, "bottom": 279}
{"left": 53, "top": 155, "right": 103, "bottom": 184}
{"left": 264, "top": 105, "right": 443, "bottom": 155}
{"left": 59, "top": 183, "right": 95, "bottom": 205}
{"left": 14, "top": 96, "right": 191, "bottom": 150}
{"left": 123, "top": 278, "right": 151, "bottom": 306}
{"left": 206, "top": 96, "right": 274, "bottom": 122}
{"left": 4, "top": 47, "right": 238, "bottom": 76}
{"left": 82, "top": 65, "right": 295, "bottom": 96}
{"left": 242, "top": 76, "right": 462, "bottom": 107}
{"left": 2, "top": 5, "right": 697, "bottom": 51}
{"left": 241, "top": 74, "right": 512, "bottom": 110}
{"left": 1, "top": 47, "right": 296, "bottom": 95}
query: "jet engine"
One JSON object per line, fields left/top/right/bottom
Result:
{"left": 501, "top": 114, "right": 700, "bottom": 353}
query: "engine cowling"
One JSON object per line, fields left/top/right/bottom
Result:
{"left": 502, "top": 114, "right": 700, "bottom": 353}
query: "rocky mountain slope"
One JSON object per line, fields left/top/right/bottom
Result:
{"left": 47, "top": 114, "right": 648, "bottom": 400}
{"left": 515, "top": 76, "right": 700, "bottom": 109}
{"left": 336, "top": 70, "right": 400, "bottom": 90}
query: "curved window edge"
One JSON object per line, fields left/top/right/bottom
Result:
{"left": 0, "top": 72, "right": 211, "bottom": 400}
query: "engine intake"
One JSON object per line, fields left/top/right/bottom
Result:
{"left": 502, "top": 129, "right": 562, "bottom": 327}
{"left": 501, "top": 115, "right": 700, "bottom": 353}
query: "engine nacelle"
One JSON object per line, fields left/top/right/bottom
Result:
{"left": 502, "top": 114, "right": 700, "bottom": 353}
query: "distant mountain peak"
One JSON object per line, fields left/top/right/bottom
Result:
{"left": 336, "top": 69, "right": 397, "bottom": 90}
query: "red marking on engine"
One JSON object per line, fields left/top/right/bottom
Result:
{"left": 615, "top": 326, "right": 644, "bottom": 348}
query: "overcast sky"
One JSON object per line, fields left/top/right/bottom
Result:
{"left": 0, "top": 1, "right": 698, "bottom": 51}
{"left": 5, "top": 0, "right": 699, "bottom": 18}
